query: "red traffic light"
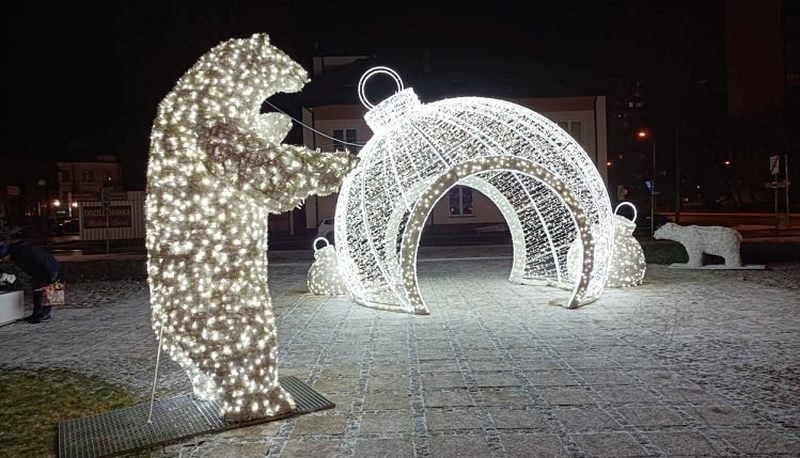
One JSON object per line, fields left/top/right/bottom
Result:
{"left": 635, "top": 128, "right": 650, "bottom": 140}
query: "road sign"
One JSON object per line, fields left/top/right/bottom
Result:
{"left": 770, "top": 155, "right": 780, "bottom": 175}
{"left": 101, "top": 187, "right": 113, "bottom": 207}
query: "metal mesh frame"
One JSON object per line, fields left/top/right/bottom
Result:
{"left": 57, "top": 376, "right": 333, "bottom": 458}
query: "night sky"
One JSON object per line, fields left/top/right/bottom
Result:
{"left": 2, "top": 1, "right": 726, "bottom": 189}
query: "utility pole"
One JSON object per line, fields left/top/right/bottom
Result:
{"left": 651, "top": 140, "right": 656, "bottom": 236}
{"left": 635, "top": 128, "right": 657, "bottom": 235}
{"left": 37, "top": 179, "right": 47, "bottom": 247}
{"left": 674, "top": 125, "right": 681, "bottom": 224}
{"left": 102, "top": 186, "right": 112, "bottom": 254}
{"left": 785, "top": 154, "right": 790, "bottom": 217}
{"left": 770, "top": 155, "right": 780, "bottom": 231}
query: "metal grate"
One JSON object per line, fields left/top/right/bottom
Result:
{"left": 57, "top": 376, "right": 333, "bottom": 458}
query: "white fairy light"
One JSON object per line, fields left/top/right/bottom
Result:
{"left": 335, "top": 68, "right": 614, "bottom": 313}
{"left": 145, "top": 34, "right": 357, "bottom": 422}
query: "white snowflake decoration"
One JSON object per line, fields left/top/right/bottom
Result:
{"left": 335, "top": 67, "right": 614, "bottom": 313}
{"left": 145, "top": 34, "right": 357, "bottom": 422}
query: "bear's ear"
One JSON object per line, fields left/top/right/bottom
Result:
{"left": 250, "top": 33, "right": 270, "bottom": 46}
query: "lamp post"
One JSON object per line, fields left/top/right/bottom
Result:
{"left": 674, "top": 125, "right": 680, "bottom": 224}
{"left": 635, "top": 128, "right": 656, "bottom": 236}
{"left": 37, "top": 179, "right": 47, "bottom": 246}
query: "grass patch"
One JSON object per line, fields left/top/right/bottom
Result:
{"left": 0, "top": 369, "right": 135, "bottom": 457}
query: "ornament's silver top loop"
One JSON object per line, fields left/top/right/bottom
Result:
{"left": 313, "top": 236, "right": 330, "bottom": 251}
{"left": 614, "top": 201, "right": 637, "bottom": 222}
{"left": 358, "top": 66, "right": 404, "bottom": 109}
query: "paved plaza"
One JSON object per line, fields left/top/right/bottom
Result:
{"left": 1, "top": 246, "right": 798, "bottom": 457}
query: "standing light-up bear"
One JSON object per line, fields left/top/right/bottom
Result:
{"left": 145, "top": 34, "right": 357, "bottom": 422}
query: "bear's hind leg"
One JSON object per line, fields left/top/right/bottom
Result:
{"left": 686, "top": 247, "right": 704, "bottom": 267}
{"left": 724, "top": 250, "right": 742, "bottom": 268}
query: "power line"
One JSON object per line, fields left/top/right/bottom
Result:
{"left": 263, "top": 100, "right": 366, "bottom": 148}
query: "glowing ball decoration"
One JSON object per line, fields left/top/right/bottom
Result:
{"left": 605, "top": 202, "right": 646, "bottom": 287}
{"left": 145, "top": 34, "right": 357, "bottom": 422}
{"left": 307, "top": 237, "right": 349, "bottom": 296}
{"left": 335, "top": 67, "right": 614, "bottom": 314}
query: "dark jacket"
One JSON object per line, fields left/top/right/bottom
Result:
{"left": 8, "top": 242, "right": 60, "bottom": 281}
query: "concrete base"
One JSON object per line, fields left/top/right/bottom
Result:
{"left": 0, "top": 290, "right": 24, "bottom": 325}
{"left": 668, "top": 263, "right": 766, "bottom": 270}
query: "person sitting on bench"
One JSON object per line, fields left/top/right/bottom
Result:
{"left": 0, "top": 241, "right": 60, "bottom": 323}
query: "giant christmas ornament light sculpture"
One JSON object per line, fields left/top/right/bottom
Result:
{"left": 145, "top": 34, "right": 357, "bottom": 422}
{"left": 335, "top": 67, "right": 614, "bottom": 313}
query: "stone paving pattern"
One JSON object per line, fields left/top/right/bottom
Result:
{"left": 1, "top": 247, "right": 798, "bottom": 457}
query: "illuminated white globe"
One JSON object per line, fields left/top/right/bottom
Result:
{"left": 606, "top": 202, "right": 646, "bottom": 287}
{"left": 307, "top": 237, "right": 349, "bottom": 296}
{"left": 335, "top": 68, "right": 614, "bottom": 314}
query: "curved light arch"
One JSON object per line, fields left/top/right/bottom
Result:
{"left": 335, "top": 71, "right": 614, "bottom": 314}
{"left": 457, "top": 175, "right": 527, "bottom": 282}
{"left": 397, "top": 156, "right": 593, "bottom": 314}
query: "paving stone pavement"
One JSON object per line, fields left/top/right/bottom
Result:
{"left": 1, "top": 248, "right": 799, "bottom": 457}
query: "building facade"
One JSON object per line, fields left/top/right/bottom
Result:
{"left": 725, "top": 0, "right": 798, "bottom": 207}
{"left": 56, "top": 155, "right": 123, "bottom": 216}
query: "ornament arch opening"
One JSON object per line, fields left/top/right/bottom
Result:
{"left": 393, "top": 156, "right": 594, "bottom": 315}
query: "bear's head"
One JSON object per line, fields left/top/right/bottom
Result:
{"left": 652, "top": 222, "right": 677, "bottom": 240}
{"left": 200, "top": 33, "right": 309, "bottom": 103}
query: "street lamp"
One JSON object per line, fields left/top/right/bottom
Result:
{"left": 635, "top": 128, "right": 657, "bottom": 236}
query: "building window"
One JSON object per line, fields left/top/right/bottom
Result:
{"left": 82, "top": 170, "right": 94, "bottom": 182}
{"left": 557, "top": 121, "right": 582, "bottom": 143}
{"left": 332, "top": 128, "right": 358, "bottom": 152}
{"left": 449, "top": 186, "right": 474, "bottom": 216}
{"left": 60, "top": 170, "right": 70, "bottom": 182}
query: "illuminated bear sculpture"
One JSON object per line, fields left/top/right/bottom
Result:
{"left": 654, "top": 222, "right": 743, "bottom": 268}
{"left": 145, "top": 34, "right": 357, "bottom": 422}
